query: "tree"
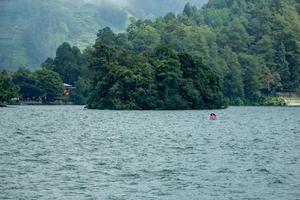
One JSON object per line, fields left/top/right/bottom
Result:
{"left": 42, "top": 0, "right": 300, "bottom": 107}
{"left": 183, "top": 3, "right": 197, "bottom": 17}
{"left": 219, "top": 19, "right": 251, "bottom": 52}
{"left": 34, "top": 68, "right": 63, "bottom": 102}
{"left": 222, "top": 48, "right": 244, "bottom": 104}
{"left": 239, "top": 54, "right": 263, "bottom": 104}
{"left": 12, "top": 68, "right": 43, "bottom": 100}
{"left": 96, "top": 27, "right": 116, "bottom": 46}
{"left": 88, "top": 42, "right": 117, "bottom": 84}
{"left": 44, "top": 42, "right": 84, "bottom": 85}
{"left": 0, "top": 71, "right": 19, "bottom": 103}
{"left": 178, "top": 53, "right": 227, "bottom": 109}
{"left": 69, "top": 77, "right": 91, "bottom": 105}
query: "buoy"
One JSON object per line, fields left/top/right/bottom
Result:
{"left": 209, "top": 113, "right": 217, "bottom": 120}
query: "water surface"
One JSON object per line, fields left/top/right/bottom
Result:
{"left": 0, "top": 106, "right": 299, "bottom": 200}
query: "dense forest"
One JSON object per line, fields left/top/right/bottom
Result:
{"left": 0, "top": 0, "right": 206, "bottom": 71}
{"left": 1, "top": 0, "right": 300, "bottom": 108}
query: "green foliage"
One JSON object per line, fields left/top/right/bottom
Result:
{"left": 34, "top": 68, "right": 63, "bottom": 102}
{"left": 263, "top": 97, "right": 287, "bottom": 106}
{"left": 43, "top": 42, "right": 85, "bottom": 85}
{"left": 87, "top": 41, "right": 227, "bottom": 110}
{"left": 0, "top": 72, "right": 19, "bottom": 103}
{"left": 69, "top": 77, "right": 92, "bottom": 105}
{"left": 11, "top": 0, "right": 300, "bottom": 108}
{"left": 116, "top": 0, "right": 299, "bottom": 106}
{"left": 12, "top": 68, "right": 63, "bottom": 103}
{"left": 222, "top": 47, "right": 244, "bottom": 104}
{"left": 183, "top": 3, "right": 197, "bottom": 17}
{"left": 12, "top": 68, "right": 43, "bottom": 100}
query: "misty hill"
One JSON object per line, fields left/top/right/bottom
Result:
{"left": 0, "top": 0, "right": 207, "bottom": 71}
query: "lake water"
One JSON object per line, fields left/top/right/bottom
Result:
{"left": 0, "top": 106, "right": 300, "bottom": 200}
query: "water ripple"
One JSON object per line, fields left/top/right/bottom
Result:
{"left": 0, "top": 106, "right": 300, "bottom": 200}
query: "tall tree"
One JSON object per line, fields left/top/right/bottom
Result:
{"left": 0, "top": 71, "right": 19, "bottom": 103}
{"left": 43, "top": 42, "right": 84, "bottom": 85}
{"left": 34, "top": 68, "right": 63, "bottom": 102}
{"left": 12, "top": 68, "right": 43, "bottom": 100}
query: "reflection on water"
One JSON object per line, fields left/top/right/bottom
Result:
{"left": 0, "top": 106, "right": 300, "bottom": 200}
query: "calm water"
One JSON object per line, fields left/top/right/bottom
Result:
{"left": 0, "top": 106, "right": 300, "bottom": 200}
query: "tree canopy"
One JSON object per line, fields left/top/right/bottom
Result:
{"left": 3, "top": 0, "right": 300, "bottom": 108}
{"left": 84, "top": 0, "right": 299, "bottom": 106}
{"left": 12, "top": 68, "right": 63, "bottom": 103}
{"left": 0, "top": 72, "right": 19, "bottom": 103}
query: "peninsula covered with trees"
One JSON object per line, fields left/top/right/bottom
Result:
{"left": 1, "top": 0, "right": 299, "bottom": 108}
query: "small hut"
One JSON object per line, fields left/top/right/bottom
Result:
{"left": 63, "top": 83, "right": 75, "bottom": 96}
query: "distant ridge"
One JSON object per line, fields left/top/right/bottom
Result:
{"left": 0, "top": 0, "right": 207, "bottom": 71}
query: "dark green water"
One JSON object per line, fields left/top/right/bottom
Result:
{"left": 0, "top": 106, "right": 299, "bottom": 200}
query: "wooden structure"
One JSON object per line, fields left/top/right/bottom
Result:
{"left": 63, "top": 83, "right": 75, "bottom": 96}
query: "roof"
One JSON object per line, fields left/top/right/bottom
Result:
{"left": 63, "top": 83, "right": 72, "bottom": 87}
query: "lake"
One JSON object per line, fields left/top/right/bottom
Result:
{"left": 0, "top": 106, "right": 299, "bottom": 200}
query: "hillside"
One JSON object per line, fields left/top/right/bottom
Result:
{"left": 42, "top": 0, "right": 300, "bottom": 107}
{"left": 2, "top": 0, "right": 299, "bottom": 108}
{"left": 0, "top": 0, "right": 207, "bottom": 71}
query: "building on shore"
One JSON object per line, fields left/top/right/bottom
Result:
{"left": 63, "top": 83, "right": 75, "bottom": 96}
{"left": 53, "top": 83, "right": 76, "bottom": 105}
{"left": 17, "top": 83, "right": 76, "bottom": 105}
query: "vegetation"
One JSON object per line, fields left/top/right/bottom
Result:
{"left": 263, "top": 97, "right": 287, "bottom": 106}
{"left": 69, "top": 77, "right": 92, "bottom": 105}
{"left": 42, "top": 42, "right": 86, "bottom": 85}
{"left": 86, "top": 42, "right": 227, "bottom": 109}
{"left": 83, "top": 0, "right": 299, "bottom": 107}
{"left": 0, "top": 72, "right": 19, "bottom": 103}
{"left": 137, "top": 1, "right": 298, "bottom": 101}
{"left": 1, "top": 0, "right": 300, "bottom": 108}
{"left": 34, "top": 68, "right": 64, "bottom": 102}
{"left": 12, "top": 68, "right": 63, "bottom": 103}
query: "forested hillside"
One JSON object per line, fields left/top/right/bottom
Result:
{"left": 2, "top": 0, "right": 300, "bottom": 108}
{"left": 201, "top": 0, "right": 300, "bottom": 97}
{"left": 0, "top": 0, "right": 207, "bottom": 71}
{"left": 80, "top": 0, "right": 298, "bottom": 106}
